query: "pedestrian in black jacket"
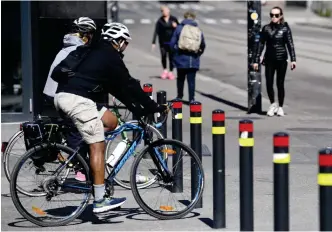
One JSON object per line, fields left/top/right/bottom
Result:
{"left": 253, "top": 6, "right": 296, "bottom": 117}
{"left": 152, "top": 5, "right": 179, "bottom": 80}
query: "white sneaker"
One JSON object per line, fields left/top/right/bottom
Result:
{"left": 276, "top": 107, "right": 285, "bottom": 116}
{"left": 267, "top": 103, "right": 278, "bottom": 117}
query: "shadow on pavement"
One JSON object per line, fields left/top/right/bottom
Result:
{"left": 199, "top": 217, "right": 214, "bottom": 229}
{"left": 196, "top": 90, "right": 268, "bottom": 115}
{"left": 7, "top": 204, "right": 201, "bottom": 228}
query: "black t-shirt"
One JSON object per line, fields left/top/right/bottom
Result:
{"left": 152, "top": 15, "right": 179, "bottom": 45}
{"left": 53, "top": 40, "right": 160, "bottom": 117}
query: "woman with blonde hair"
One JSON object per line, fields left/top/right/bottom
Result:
{"left": 253, "top": 6, "right": 296, "bottom": 117}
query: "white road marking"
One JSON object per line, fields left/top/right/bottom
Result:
{"left": 221, "top": 19, "right": 232, "bottom": 24}
{"left": 179, "top": 4, "right": 189, "bottom": 10}
{"left": 237, "top": 19, "right": 247, "bottom": 24}
{"left": 167, "top": 4, "right": 176, "bottom": 9}
{"left": 140, "top": 19, "right": 152, "bottom": 24}
{"left": 123, "top": 19, "right": 135, "bottom": 24}
{"left": 118, "top": 3, "right": 127, "bottom": 9}
{"left": 203, "top": 18, "right": 217, "bottom": 24}
{"left": 204, "top": 5, "right": 215, "bottom": 11}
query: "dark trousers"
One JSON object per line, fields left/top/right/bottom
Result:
{"left": 160, "top": 44, "right": 174, "bottom": 71}
{"left": 176, "top": 68, "right": 197, "bottom": 102}
{"left": 265, "top": 61, "right": 288, "bottom": 107}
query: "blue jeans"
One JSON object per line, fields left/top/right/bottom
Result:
{"left": 176, "top": 68, "right": 197, "bottom": 101}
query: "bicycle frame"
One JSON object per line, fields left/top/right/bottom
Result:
{"left": 54, "top": 120, "right": 169, "bottom": 192}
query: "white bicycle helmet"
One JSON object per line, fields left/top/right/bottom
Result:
{"left": 101, "top": 23, "right": 132, "bottom": 42}
{"left": 72, "top": 17, "right": 97, "bottom": 34}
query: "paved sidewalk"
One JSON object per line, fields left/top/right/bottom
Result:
{"left": 1, "top": 44, "right": 331, "bottom": 231}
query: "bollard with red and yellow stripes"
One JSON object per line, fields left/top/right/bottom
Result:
{"left": 212, "top": 109, "right": 226, "bottom": 229}
{"left": 273, "top": 132, "right": 290, "bottom": 231}
{"left": 318, "top": 147, "right": 332, "bottom": 231}
{"left": 190, "top": 101, "right": 203, "bottom": 208}
{"left": 172, "top": 100, "right": 183, "bottom": 193}
{"left": 239, "top": 119, "right": 254, "bottom": 231}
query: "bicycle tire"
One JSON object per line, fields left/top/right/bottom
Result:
{"left": 3, "top": 130, "right": 24, "bottom": 183}
{"left": 105, "top": 120, "right": 166, "bottom": 189}
{"left": 10, "top": 143, "right": 92, "bottom": 227}
{"left": 130, "top": 139, "right": 205, "bottom": 220}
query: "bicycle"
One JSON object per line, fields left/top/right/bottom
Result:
{"left": 10, "top": 102, "right": 205, "bottom": 227}
{"left": 3, "top": 98, "right": 164, "bottom": 193}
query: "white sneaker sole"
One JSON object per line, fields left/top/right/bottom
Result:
{"left": 93, "top": 201, "right": 126, "bottom": 214}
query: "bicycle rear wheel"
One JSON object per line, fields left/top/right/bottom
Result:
{"left": 3, "top": 130, "right": 25, "bottom": 183}
{"left": 105, "top": 120, "right": 166, "bottom": 189}
{"left": 10, "top": 143, "right": 92, "bottom": 227}
{"left": 130, "top": 139, "right": 205, "bottom": 220}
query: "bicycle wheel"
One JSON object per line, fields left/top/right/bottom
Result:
{"left": 130, "top": 139, "right": 205, "bottom": 220}
{"left": 105, "top": 120, "right": 167, "bottom": 189}
{"left": 3, "top": 130, "right": 26, "bottom": 183}
{"left": 10, "top": 143, "right": 92, "bottom": 227}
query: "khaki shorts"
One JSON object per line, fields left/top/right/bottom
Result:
{"left": 54, "top": 92, "right": 105, "bottom": 144}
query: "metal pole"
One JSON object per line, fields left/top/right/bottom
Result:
{"left": 247, "top": 0, "right": 262, "bottom": 114}
{"left": 190, "top": 101, "right": 202, "bottom": 209}
{"left": 172, "top": 100, "right": 183, "bottom": 193}
{"left": 318, "top": 147, "right": 332, "bottom": 231}
{"left": 212, "top": 109, "right": 226, "bottom": 229}
{"left": 273, "top": 132, "right": 290, "bottom": 231}
{"left": 239, "top": 119, "right": 254, "bottom": 231}
{"left": 156, "top": 91, "right": 167, "bottom": 138}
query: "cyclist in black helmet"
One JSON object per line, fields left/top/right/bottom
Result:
{"left": 43, "top": 17, "right": 107, "bottom": 182}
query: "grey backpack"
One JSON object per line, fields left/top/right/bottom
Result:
{"left": 178, "top": 24, "right": 202, "bottom": 53}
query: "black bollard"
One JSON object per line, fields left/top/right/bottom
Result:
{"left": 142, "top": 83, "right": 153, "bottom": 148}
{"left": 318, "top": 147, "right": 332, "bottom": 231}
{"left": 212, "top": 109, "right": 226, "bottom": 229}
{"left": 190, "top": 101, "right": 203, "bottom": 208}
{"left": 239, "top": 119, "right": 254, "bottom": 231}
{"left": 156, "top": 91, "right": 167, "bottom": 138}
{"left": 172, "top": 100, "right": 183, "bottom": 193}
{"left": 273, "top": 132, "right": 290, "bottom": 231}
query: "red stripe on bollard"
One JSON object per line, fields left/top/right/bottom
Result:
{"left": 319, "top": 155, "right": 332, "bottom": 166}
{"left": 273, "top": 136, "right": 289, "bottom": 147}
{"left": 190, "top": 104, "right": 202, "bottom": 112}
{"left": 212, "top": 113, "right": 225, "bottom": 121}
{"left": 143, "top": 86, "right": 153, "bottom": 93}
{"left": 239, "top": 123, "right": 253, "bottom": 132}
{"left": 173, "top": 101, "right": 183, "bottom": 109}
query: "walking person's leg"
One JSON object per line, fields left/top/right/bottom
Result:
{"left": 275, "top": 61, "right": 288, "bottom": 116}
{"left": 265, "top": 62, "right": 278, "bottom": 116}
{"left": 186, "top": 68, "right": 197, "bottom": 102}
{"left": 160, "top": 45, "right": 168, "bottom": 79}
{"left": 176, "top": 68, "right": 186, "bottom": 100}
{"left": 166, "top": 45, "right": 175, "bottom": 80}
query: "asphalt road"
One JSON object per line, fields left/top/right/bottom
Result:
{"left": 118, "top": 1, "right": 332, "bottom": 117}
{"left": 2, "top": 1, "right": 332, "bottom": 230}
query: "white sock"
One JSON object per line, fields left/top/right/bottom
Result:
{"left": 94, "top": 184, "right": 105, "bottom": 201}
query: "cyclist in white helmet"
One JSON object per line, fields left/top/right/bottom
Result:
{"left": 52, "top": 22, "right": 168, "bottom": 214}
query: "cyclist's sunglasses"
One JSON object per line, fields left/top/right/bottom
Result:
{"left": 270, "top": 13, "right": 280, "bottom": 18}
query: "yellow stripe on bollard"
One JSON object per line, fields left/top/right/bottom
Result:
{"left": 212, "top": 127, "right": 226, "bottom": 135}
{"left": 190, "top": 117, "right": 202, "bottom": 124}
{"left": 318, "top": 173, "right": 332, "bottom": 186}
{"left": 239, "top": 138, "right": 254, "bottom": 147}
{"left": 273, "top": 153, "right": 291, "bottom": 164}
{"left": 174, "top": 113, "right": 183, "bottom": 119}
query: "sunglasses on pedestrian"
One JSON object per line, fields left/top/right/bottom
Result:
{"left": 270, "top": 13, "right": 280, "bottom": 18}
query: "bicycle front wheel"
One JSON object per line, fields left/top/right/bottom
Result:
{"left": 105, "top": 120, "right": 166, "bottom": 190}
{"left": 130, "top": 139, "right": 205, "bottom": 220}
